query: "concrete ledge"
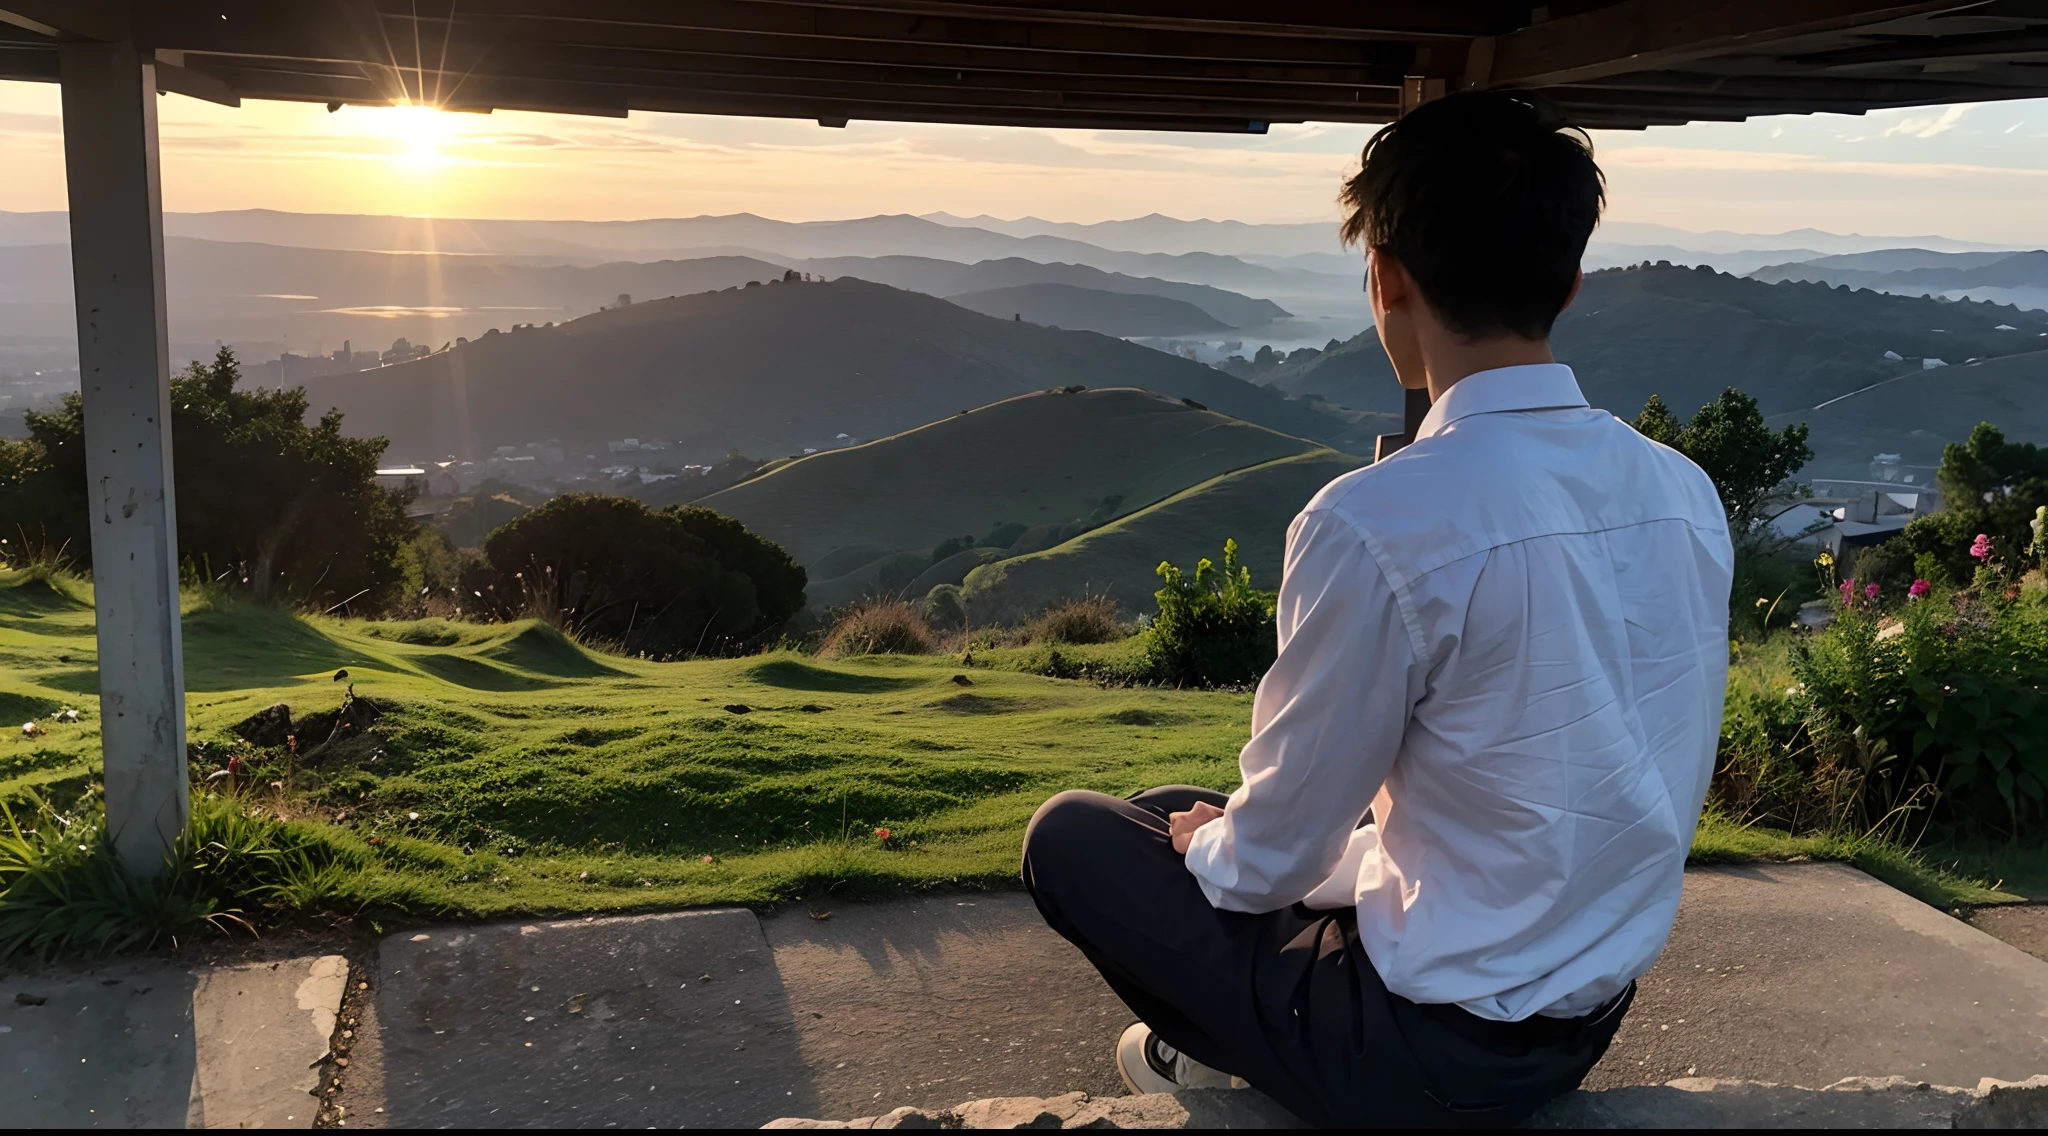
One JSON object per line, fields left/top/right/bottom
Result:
{"left": 1, "top": 953, "right": 348, "bottom": 1128}
{"left": 763, "top": 1075, "right": 2048, "bottom": 1129}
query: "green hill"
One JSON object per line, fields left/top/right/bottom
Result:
{"left": 960, "top": 449, "right": 1365, "bottom": 625}
{"left": 1264, "top": 265, "right": 2048, "bottom": 475}
{"left": 697, "top": 387, "right": 1323, "bottom": 608}
{"left": 1798, "top": 349, "right": 2048, "bottom": 478}
{"left": 945, "top": 282, "right": 1231, "bottom": 336}
{"left": 298, "top": 276, "right": 1362, "bottom": 461}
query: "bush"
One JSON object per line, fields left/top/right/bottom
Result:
{"left": 923, "top": 584, "right": 967, "bottom": 629}
{"left": 1793, "top": 545, "right": 2048, "bottom": 834}
{"left": 1025, "top": 596, "right": 1126, "bottom": 645}
{"left": 1146, "top": 539, "right": 1276, "bottom": 687}
{"left": 479, "top": 494, "right": 805, "bottom": 656}
{"left": 821, "top": 599, "right": 937, "bottom": 656}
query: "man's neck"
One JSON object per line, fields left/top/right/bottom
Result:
{"left": 1421, "top": 337, "right": 1556, "bottom": 403}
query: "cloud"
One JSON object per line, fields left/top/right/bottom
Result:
{"left": 1880, "top": 103, "right": 1972, "bottom": 138}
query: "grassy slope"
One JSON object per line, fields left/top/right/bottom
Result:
{"left": 961, "top": 450, "right": 1365, "bottom": 624}
{"left": 699, "top": 387, "right": 1319, "bottom": 570}
{"left": 1798, "top": 348, "right": 2048, "bottom": 475}
{"left": 2, "top": 569, "right": 1253, "bottom": 917}
{"left": 3, "top": 570, "right": 2013, "bottom": 924}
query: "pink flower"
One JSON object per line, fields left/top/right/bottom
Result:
{"left": 1839, "top": 577, "right": 1857, "bottom": 603}
{"left": 1971, "top": 534, "right": 1993, "bottom": 560}
{"left": 1864, "top": 583, "right": 1880, "bottom": 600}
{"left": 1908, "top": 578, "right": 1930, "bottom": 598}
{"left": 875, "top": 827, "right": 891, "bottom": 841}
{"left": 701, "top": 855, "right": 714, "bottom": 864}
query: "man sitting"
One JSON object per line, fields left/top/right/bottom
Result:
{"left": 1020, "top": 91, "right": 1733, "bottom": 1128}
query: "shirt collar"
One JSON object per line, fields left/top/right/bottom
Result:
{"left": 1413, "top": 363, "right": 1588, "bottom": 441}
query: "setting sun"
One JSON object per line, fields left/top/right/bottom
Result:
{"left": 378, "top": 102, "right": 460, "bottom": 169}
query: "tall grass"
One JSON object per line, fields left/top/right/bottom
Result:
{"left": 820, "top": 599, "right": 938, "bottom": 656}
{"left": 0, "top": 791, "right": 428, "bottom": 963}
{"left": 1022, "top": 596, "right": 1127, "bottom": 646}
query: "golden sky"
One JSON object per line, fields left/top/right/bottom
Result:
{"left": 2, "top": 81, "right": 2046, "bottom": 242}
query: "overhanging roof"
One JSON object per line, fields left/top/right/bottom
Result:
{"left": 2, "top": 1, "right": 2046, "bottom": 132}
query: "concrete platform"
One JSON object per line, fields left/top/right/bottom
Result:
{"left": 0, "top": 954, "right": 347, "bottom": 1128}
{"left": 1583, "top": 863, "right": 2048, "bottom": 1090}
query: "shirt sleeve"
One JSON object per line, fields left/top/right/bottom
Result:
{"left": 1183, "top": 505, "right": 1421, "bottom": 913}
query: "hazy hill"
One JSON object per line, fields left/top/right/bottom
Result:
{"left": 1266, "top": 265, "right": 2048, "bottom": 474}
{"left": 960, "top": 449, "right": 1365, "bottom": 624}
{"left": 799, "top": 255, "right": 1288, "bottom": 328}
{"left": 698, "top": 386, "right": 1323, "bottom": 606}
{"left": 297, "top": 277, "right": 1363, "bottom": 462}
{"left": 921, "top": 212, "right": 1343, "bottom": 258}
{"left": 1750, "top": 249, "right": 2048, "bottom": 313}
{"left": 945, "top": 283, "right": 1229, "bottom": 336}
{"left": 0, "top": 238, "right": 793, "bottom": 344}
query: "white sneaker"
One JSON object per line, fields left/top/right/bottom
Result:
{"left": 1114, "top": 1022, "right": 1247, "bottom": 1095}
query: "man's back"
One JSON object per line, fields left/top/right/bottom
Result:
{"left": 1309, "top": 363, "right": 1733, "bottom": 1020}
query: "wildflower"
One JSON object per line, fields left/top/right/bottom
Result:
{"left": 1971, "top": 533, "right": 1993, "bottom": 560}
{"left": 1815, "top": 550, "right": 1834, "bottom": 568}
{"left": 701, "top": 855, "right": 714, "bottom": 864}
{"left": 1839, "top": 577, "right": 1857, "bottom": 603}
{"left": 1864, "top": 582, "right": 1880, "bottom": 600}
{"left": 227, "top": 755, "right": 245, "bottom": 774}
{"left": 875, "top": 827, "right": 891, "bottom": 841}
{"left": 1908, "top": 579, "right": 1930, "bottom": 598}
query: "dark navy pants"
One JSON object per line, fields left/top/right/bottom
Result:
{"left": 1021, "top": 786, "right": 1630, "bottom": 1128}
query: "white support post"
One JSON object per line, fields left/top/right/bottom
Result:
{"left": 59, "top": 40, "right": 187, "bottom": 878}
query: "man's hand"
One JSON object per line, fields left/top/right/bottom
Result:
{"left": 1169, "top": 801, "right": 1226, "bottom": 854}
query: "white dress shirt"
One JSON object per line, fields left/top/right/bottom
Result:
{"left": 1184, "top": 363, "right": 1733, "bottom": 1022}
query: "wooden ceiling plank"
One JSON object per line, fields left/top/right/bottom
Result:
{"left": 1488, "top": 0, "right": 1982, "bottom": 87}
{"left": 737, "top": 0, "right": 1506, "bottom": 41}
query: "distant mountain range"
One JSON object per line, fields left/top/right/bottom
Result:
{"left": 297, "top": 277, "right": 1382, "bottom": 463}
{"left": 1262, "top": 264, "right": 2048, "bottom": 478}
{"left": 1749, "top": 248, "right": 2048, "bottom": 315}
{"left": 0, "top": 239, "right": 1296, "bottom": 350}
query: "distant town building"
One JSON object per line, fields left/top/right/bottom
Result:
{"left": 616, "top": 293, "right": 633, "bottom": 308}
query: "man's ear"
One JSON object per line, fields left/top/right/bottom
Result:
{"left": 1560, "top": 269, "right": 1583, "bottom": 313}
{"left": 1368, "top": 248, "right": 1411, "bottom": 311}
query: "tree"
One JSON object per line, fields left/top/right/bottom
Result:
{"left": 1634, "top": 389, "right": 1812, "bottom": 542}
{"left": 1875, "top": 422, "right": 2048, "bottom": 586}
{"left": 478, "top": 494, "right": 805, "bottom": 655}
{"left": 0, "top": 347, "right": 415, "bottom": 606}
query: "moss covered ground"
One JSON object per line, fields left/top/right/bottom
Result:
{"left": 0, "top": 567, "right": 2021, "bottom": 939}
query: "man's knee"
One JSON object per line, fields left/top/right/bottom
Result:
{"left": 1022, "top": 790, "right": 1126, "bottom": 890}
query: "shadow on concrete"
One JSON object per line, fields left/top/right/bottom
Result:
{"left": 374, "top": 909, "right": 821, "bottom": 1128}
{"left": 2, "top": 963, "right": 200, "bottom": 1126}
{"left": 762, "top": 892, "right": 1131, "bottom": 1118}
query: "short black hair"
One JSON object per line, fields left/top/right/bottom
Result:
{"left": 1340, "top": 90, "right": 1604, "bottom": 340}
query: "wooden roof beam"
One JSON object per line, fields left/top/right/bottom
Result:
{"left": 1482, "top": 0, "right": 1986, "bottom": 88}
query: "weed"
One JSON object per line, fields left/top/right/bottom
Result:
{"left": 821, "top": 599, "right": 938, "bottom": 656}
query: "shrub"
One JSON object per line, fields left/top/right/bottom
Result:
{"left": 479, "top": 494, "right": 805, "bottom": 656}
{"left": 923, "top": 584, "right": 967, "bottom": 629}
{"left": 1146, "top": 539, "right": 1276, "bottom": 687}
{"left": 1025, "top": 596, "right": 1126, "bottom": 645}
{"left": 1793, "top": 544, "right": 2048, "bottom": 834}
{"left": 821, "top": 599, "right": 938, "bottom": 656}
